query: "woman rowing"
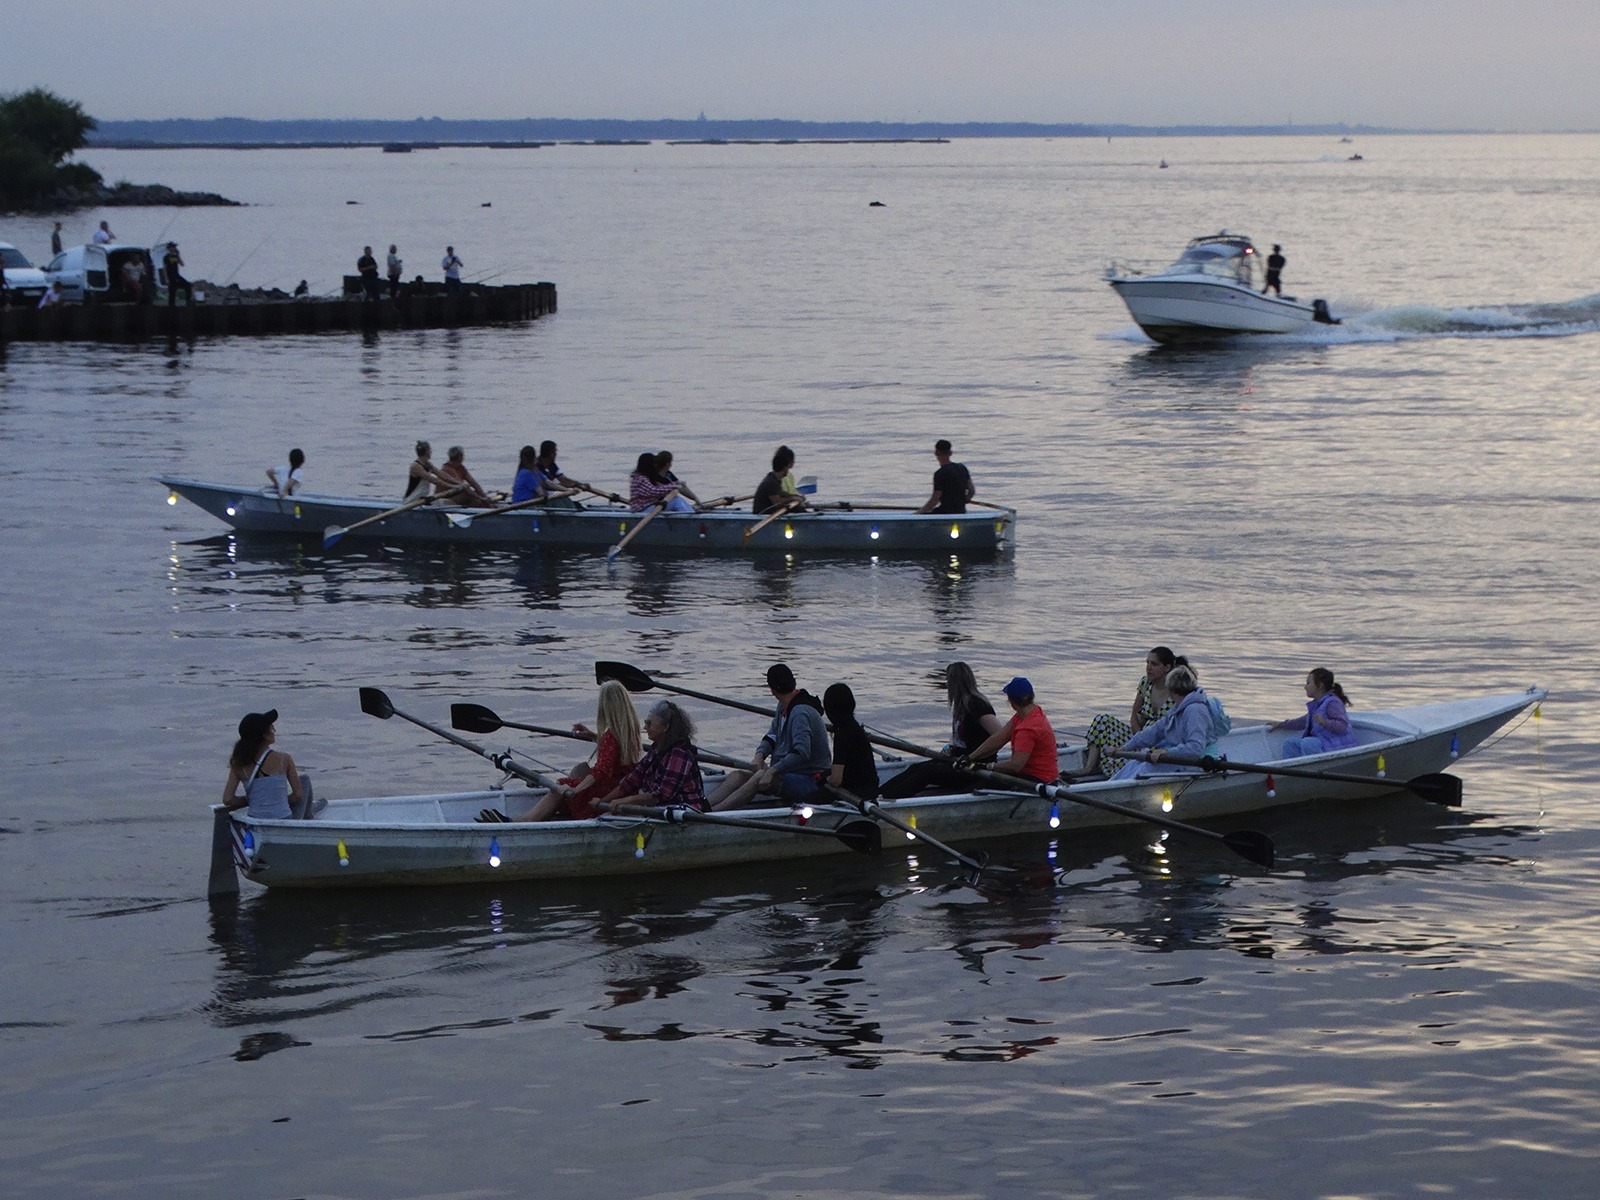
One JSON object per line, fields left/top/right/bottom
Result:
{"left": 822, "top": 682, "right": 880, "bottom": 802}
{"left": 628, "top": 452, "right": 684, "bottom": 512}
{"left": 488, "top": 681, "right": 643, "bottom": 822}
{"left": 880, "top": 661, "right": 1003, "bottom": 798}
{"left": 1273, "top": 668, "right": 1356, "bottom": 758}
{"left": 222, "top": 709, "right": 308, "bottom": 819}
{"left": 439, "top": 445, "right": 494, "bottom": 507}
{"left": 1111, "top": 665, "right": 1230, "bottom": 780}
{"left": 654, "top": 451, "right": 701, "bottom": 511}
{"left": 511, "top": 444, "right": 543, "bottom": 503}
{"left": 1071, "top": 646, "right": 1186, "bottom": 779}
{"left": 404, "top": 440, "right": 460, "bottom": 500}
{"left": 595, "top": 700, "right": 707, "bottom": 813}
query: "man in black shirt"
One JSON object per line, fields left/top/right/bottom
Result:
{"left": 357, "top": 246, "right": 381, "bottom": 301}
{"left": 1263, "top": 244, "right": 1286, "bottom": 296}
{"left": 916, "top": 439, "right": 974, "bottom": 514}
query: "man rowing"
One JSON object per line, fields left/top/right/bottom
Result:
{"left": 439, "top": 446, "right": 494, "bottom": 507}
{"left": 706, "top": 664, "right": 832, "bottom": 810}
{"left": 915, "top": 439, "right": 975, "bottom": 515}
{"left": 754, "top": 445, "right": 807, "bottom": 514}
{"left": 535, "top": 439, "right": 620, "bottom": 505}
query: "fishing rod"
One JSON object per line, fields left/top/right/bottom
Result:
{"left": 223, "top": 233, "right": 273, "bottom": 285}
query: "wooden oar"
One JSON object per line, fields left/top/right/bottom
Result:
{"left": 450, "top": 702, "right": 748, "bottom": 771}
{"left": 596, "top": 660, "right": 905, "bottom": 761}
{"left": 576, "top": 482, "right": 626, "bottom": 505}
{"left": 815, "top": 780, "right": 987, "bottom": 875}
{"left": 969, "top": 499, "right": 1015, "bottom": 513}
{"left": 1126, "top": 751, "right": 1463, "bottom": 807}
{"left": 695, "top": 493, "right": 755, "bottom": 512}
{"left": 608, "top": 490, "right": 678, "bottom": 561}
{"left": 612, "top": 803, "right": 882, "bottom": 856}
{"left": 741, "top": 497, "right": 801, "bottom": 545}
{"left": 948, "top": 760, "right": 1275, "bottom": 868}
{"left": 445, "top": 488, "right": 578, "bottom": 528}
{"left": 358, "top": 686, "right": 559, "bottom": 789}
{"left": 323, "top": 484, "right": 465, "bottom": 548}
{"left": 818, "top": 718, "right": 1275, "bottom": 869}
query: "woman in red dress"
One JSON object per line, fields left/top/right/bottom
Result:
{"left": 498, "top": 681, "right": 643, "bottom": 821}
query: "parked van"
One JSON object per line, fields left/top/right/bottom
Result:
{"left": 42, "top": 243, "right": 159, "bottom": 303}
{"left": 1, "top": 242, "right": 50, "bottom": 305}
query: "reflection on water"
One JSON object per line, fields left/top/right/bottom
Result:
{"left": 204, "top": 791, "right": 1539, "bottom": 1066}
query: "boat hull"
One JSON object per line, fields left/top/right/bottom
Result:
{"left": 159, "top": 478, "right": 1015, "bottom": 556}
{"left": 219, "top": 688, "right": 1545, "bottom": 889}
{"left": 1110, "top": 277, "right": 1316, "bottom": 342}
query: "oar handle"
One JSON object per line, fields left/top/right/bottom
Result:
{"left": 609, "top": 490, "right": 679, "bottom": 558}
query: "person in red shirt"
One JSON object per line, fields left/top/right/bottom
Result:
{"left": 961, "top": 676, "right": 1059, "bottom": 784}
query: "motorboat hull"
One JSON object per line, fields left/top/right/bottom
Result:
{"left": 216, "top": 688, "right": 1545, "bottom": 889}
{"left": 1110, "top": 277, "right": 1317, "bottom": 342}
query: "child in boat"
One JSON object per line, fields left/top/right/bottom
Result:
{"left": 1274, "top": 668, "right": 1356, "bottom": 757}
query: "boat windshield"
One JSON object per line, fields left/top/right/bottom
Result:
{"left": 1166, "top": 239, "right": 1259, "bottom": 286}
{"left": 1, "top": 247, "right": 34, "bottom": 269}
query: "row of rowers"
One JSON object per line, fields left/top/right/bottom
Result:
{"left": 395, "top": 438, "right": 979, "bottom": 516}
{"left": 468, "top": 655, "right": 1355, "bottom": 823}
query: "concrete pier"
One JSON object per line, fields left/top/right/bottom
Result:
{"left": 0, "top": 282, "right": 556, "bottom": 343}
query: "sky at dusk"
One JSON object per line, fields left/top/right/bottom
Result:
{"left": 3, "top": 0, "right": 1595, "bottom": 131}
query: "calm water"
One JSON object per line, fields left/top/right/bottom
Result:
{"left": 2, "top": 135, "right": 1598, "bottom": 1199}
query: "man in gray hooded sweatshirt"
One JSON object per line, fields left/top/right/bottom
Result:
{"left": 708, "top": 663, "right": 832, "bottom": 810}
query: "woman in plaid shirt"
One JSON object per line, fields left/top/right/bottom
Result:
{"left": 596, "top": 700, "right": 706, "bottom": 812}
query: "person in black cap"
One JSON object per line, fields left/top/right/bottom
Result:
{"left": 221, "top": 709, "right": 309, "bottom": 819}
{"left": 707, "top": 663, "right": 832, "bottom": 810}
{"left": 959, "top": 676, "right": 1059, "bottom": 784}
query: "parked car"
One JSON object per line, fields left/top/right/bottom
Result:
{"left": 42, "top": 243, "right": 159, "bottom": 303}
{"left": 1, "top": 242, "right": 50, "bottom": 305}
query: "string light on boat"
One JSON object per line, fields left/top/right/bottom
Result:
{"left": 336, "top": 839, "right": 350, "bottom": 867}
{"left": 1375, "top": 754, "right": 1386, "bottom": 779}
{"left": 293, "top": 505, "right": 301, "bottom": 519}
{"left": 167, "top": 490, "right": 178, "bottom": 506}
{"left": 530, "top": 518, "right": 540, "bottom": 533}
{"left": 1449, "top": 735, "right": 1459, "bottom": 759}
{"left": 869, "top": 524, "right": 880, "bottom": 540}
{"left": 1265, "top": 774, "right": 1277, "bottom": 798}
{"left": 635, "top": 831, "right": 646, "bottom": 859}
{"left": 698, "top": 522, "right": 708, "bottom": 539}
{"left": 906, "top": 813, "right": 918, "bottom": 841}
{"left": 488, "top": 837, "right": 502, "bottom": 868}
{"left": 241, "top": 828, "right": 255, "bottom": 854}
{"left": 226, "top": 503, "right": 237, "bottom": 517}
{"left": 949, "top": 524, "right": 960, "bottom": 539}
{"left": 619, "top": 521, "right": 628, "bottom": 535}
{"left": 1161, "top": 788, "right": 1174, "bottom": 813}
{"left": 1048, "top": 800, "right": 1060, "bottom": 829}
{"left": 796, "top": 805, "right": 813, "bottom": 822}
{"left": 783, "top": 523, "right": 794, "bottom": 539}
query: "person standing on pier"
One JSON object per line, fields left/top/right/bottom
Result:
{"left": 93, "top": 220, "right": 115, "bottom": 245}
{"left": 163, "top": 244, "right": 192, "bottom": 306}
{"left": 50, "top": 222, "right": 64, "bottom": 255}
{"left": 386, "top": 245, "right": 403, "bottom": 298}
{"left": 357, "top": 246, "right": 381, "bottom": 300}
{"left": 442, "top": 246, "right": 463, "bottom": 296}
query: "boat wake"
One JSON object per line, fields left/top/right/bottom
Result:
{"left": 1106, "top": 290, "right": 1600, "bottom": 345}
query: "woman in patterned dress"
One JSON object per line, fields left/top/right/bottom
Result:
{"left": 1071, "top": 647, "right": 1187, "bottom": 779}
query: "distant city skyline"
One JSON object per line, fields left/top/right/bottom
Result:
{"left": 5, "top": 0, "right": 1598, "bottom": 132}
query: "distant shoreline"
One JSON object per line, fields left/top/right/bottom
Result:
{"left": 85, "top": 117, "right": 1492, "bottom": 149}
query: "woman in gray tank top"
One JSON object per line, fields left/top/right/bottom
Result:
{"left": 222, "top": 709, "right": 304, "bottom": 820}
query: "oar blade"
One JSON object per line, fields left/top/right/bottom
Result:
{"left": 446, "top": 513, "right": 473, "bottom": 528}
{"left": 450, "top": 703, "right": 503, "bottom": 735}
{"left": 596, "top": 661, "right": 654, "bottom": 692}
{"left": 1409, "top": 772, "right": 1464, "bottom": 807}
{"left": 1222, "top": 829, "right": 1276, "bottom": 870}
{"left": 322, "top": 526, "right": 346, "bottom": 548}
{"left": 358, "top": 687, "right": 394, "bottom": 720}
{"left": 835, "top": 818, "right": 882, "bottom": 857}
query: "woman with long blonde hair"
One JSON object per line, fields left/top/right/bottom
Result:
{"left": 491, "top": 681, "right": 643, "bottom": 822}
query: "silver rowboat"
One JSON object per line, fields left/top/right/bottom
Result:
{"left": 213, "top": 687, "right": 1544, "bottom": 890}
{"left": 160, "top": 478, "right": 1016, "bottom": 555}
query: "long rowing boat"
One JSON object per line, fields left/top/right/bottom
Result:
{"left": 159, "top": 477, "right": 1017, "bottom": 555}
{"left": 211, "top": 686, "right": 1544, "bottom": 890}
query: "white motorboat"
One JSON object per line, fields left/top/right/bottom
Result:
{"left": 1107, "top": 232, "right": 1339, "bottom": 343}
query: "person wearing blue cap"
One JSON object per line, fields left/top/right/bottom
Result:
{"left": 960, "top": 676, "right": 1059, "bottom": 784}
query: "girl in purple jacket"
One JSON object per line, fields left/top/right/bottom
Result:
{"left": 1276, "top": 668, "right": 1356, "bottom": 757}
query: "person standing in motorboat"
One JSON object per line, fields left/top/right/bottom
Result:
{"left": 222, "top": 709, "right": 309, "bottom": 819}
{"left": 1263, "top": 244, "right": 1286, "bottom": 296}
{"left": 1273, "top": 668, "right": 1356, "bottom": 758}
